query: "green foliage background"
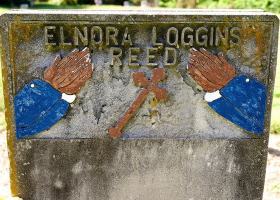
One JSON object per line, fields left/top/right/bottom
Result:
{"left": 160, "top": 0, "right": 176, "bottom": 8}
{"left": 0, "top": 65, "right": 5, "bottom": 128}
{"left": 196, "top": 0, "right": 280, "bottom": 13}
{"left": 0, "top": 68, "right": 3, "bottom": 113}
{"left": 160, "top": 0, "right": 280, "bottom": 13}
{"left": 1, "top": 0, "right": 278, "bottom": 13}
{"left": 60, "top": 0, "right": 78, "bottom": 5}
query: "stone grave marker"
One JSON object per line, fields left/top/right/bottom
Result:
{"left": 0, "top": 10, "right": 279, "bottom": 200}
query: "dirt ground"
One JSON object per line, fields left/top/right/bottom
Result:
{"left": 0, "top": 125, "right": 280, "bottom": 199}
{"left": 0, "top": 125, "right": 12, "bottom": 199}
{"left": 264, "top": 134, "right": 280, "bottom": 199}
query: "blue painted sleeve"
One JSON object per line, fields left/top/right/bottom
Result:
{"left": 14, "top": 79, "right": 69, "bottom": 138}
{"left": 208, "top": 75, "right": 266, "bottom": 135}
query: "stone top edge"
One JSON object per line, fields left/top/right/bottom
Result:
{"left": 1, "top": 8, "right": 277, "bottom": 16}
{"left": 0, "top": 9, "right": 278, "bottom": 26}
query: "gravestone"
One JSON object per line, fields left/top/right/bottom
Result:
{"left": 0, "top": 10, "right": 279, "bottom": 200}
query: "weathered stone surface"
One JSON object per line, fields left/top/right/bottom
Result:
{"left": 15, "top": 139, "right": 267, "bottom": 200}
{"left": 0, "top": 10, "right": 279, "bottom": 200}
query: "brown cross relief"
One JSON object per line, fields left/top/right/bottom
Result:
{"left": 109, "top": 68, "right": 168, "bottom": 138}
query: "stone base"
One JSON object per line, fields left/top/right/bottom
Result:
{"left": 15, "top": 138, "right": 267, "bottom": 200}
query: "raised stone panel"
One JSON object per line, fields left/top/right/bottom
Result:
{"left": 0, "top": 10, "right": 278, "bottom": 200}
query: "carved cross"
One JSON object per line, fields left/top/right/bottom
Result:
{"left": 109, "top": 68, "right": 168, "bottom": 138}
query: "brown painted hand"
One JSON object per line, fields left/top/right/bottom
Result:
{"left": 188, "top": 48, "right": 236, "bottom": 92}
{"left": 44, "top": 48, "right": 93, "bottom": 94}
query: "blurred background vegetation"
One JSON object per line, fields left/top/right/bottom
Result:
{"left": 0, "top": 0, "right": 278, "bottom": 12}
{"left": 0, "top": 0, "right": 279, "bottom": 134}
